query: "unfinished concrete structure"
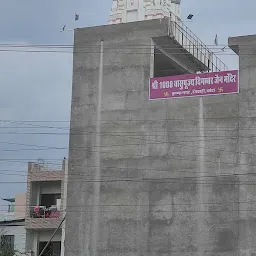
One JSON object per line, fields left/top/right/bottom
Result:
{"left": 64, "top": 18, "right": 256, "bottom": 256}
{"left": 228, "top": 34, "right": 256, "bottom": 256}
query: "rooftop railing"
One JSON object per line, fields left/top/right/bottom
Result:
{"left": 29, "top": 161, "right": 65, "bottom": 172}
{"left": 168, "top": 13, "right": 228, "bottom": 72}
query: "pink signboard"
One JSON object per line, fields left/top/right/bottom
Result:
{"left": 149, "top": 70, "right": 239, "bottom": 100}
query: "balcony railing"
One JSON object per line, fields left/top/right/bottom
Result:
{"left": 168, "top": 12, "right": 228, "bottom": 73}
{"left": 29, "top": 206, "right": 60, "bottom": 219}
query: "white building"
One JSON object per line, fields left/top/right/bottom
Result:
{"left": 0, "top": 219, "right": 26, "bottom": 256}
{"left": 109, "top": 0, "right": 181, "bottom": 24}
{"left": 0, "top": 195, "right": 26, "bottom": 256}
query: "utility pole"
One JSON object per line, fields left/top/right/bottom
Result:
{"left": 38, "top": 215, "right": 66, "bottom": 256}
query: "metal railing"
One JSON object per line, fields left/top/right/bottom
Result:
{"left": 168, "top": 13, "right": 228, "bottom": 72}
{"left": 31, "top": 163, "right": 63, "bottom": 172}
{"left": 29, "top": 206, "right": 60, "bottom": 219}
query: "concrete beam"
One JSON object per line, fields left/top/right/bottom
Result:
{"left": 228, "top": 34, "right": 256, "bottom": 55}
{"left": 154, "top": 37, "right": 207, "bottom": 74}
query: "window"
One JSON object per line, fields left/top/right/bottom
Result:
{"left": 0, "top": 235, "right": 15, "bottom": 254}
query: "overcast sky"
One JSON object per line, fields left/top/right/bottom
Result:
{"left": 0, "top": 0, "right": 255, "bottom": 211}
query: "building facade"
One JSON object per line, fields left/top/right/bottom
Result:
{"left": 0, "top": 219, "right": 26, "bottom": 256}
{"left": 25, "top": 159, "right": 68, "bottom": 256}
{"left": 0, "top": 195, "right": 26, "bottom": 256}
{"left": 228, "top": 34, "right": 256, "bottom": 256}
{"left": 63, "top": 14, "right": 238, "bottom": 255}
{"left": 0, "top": 193, "right": 26, "bottom": 222}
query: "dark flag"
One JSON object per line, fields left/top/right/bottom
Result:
{"left": 187, "top": 14, "right": 194, "bottom": 20}
{"left": 75, "top": 13, "right": 79, "bottom": 21}
{"left": 214, "top": 34, "right": 218, "bottom": 46}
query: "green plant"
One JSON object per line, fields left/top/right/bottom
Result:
{"left": 0, "top": 246, "right": 15, "bottom": 256}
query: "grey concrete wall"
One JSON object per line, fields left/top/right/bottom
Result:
{"left": 229, "top": 35, "right": 256, "bottom": 256}
{"left": 65, "top": 21, "right": 251, "bottom": 256}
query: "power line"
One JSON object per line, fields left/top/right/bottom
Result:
{"left": 0, "top": 121, "right": 253, "bottom": 157}
{"left": 0, "top": 125, "right": 251, "bottom": 132}
{"left": 0, "top": 43, "right": 237, "bottom": 50}
{"left": 1, "top": 119, "right": 255, "bottom": 180}
{"left": 0, "top": 43, "right": 253, "bottom": 51}
{"left": 1, "top": 169, "right": 256, "bottom": 185}
{"left": 0, "top": 49, "right": 244, "bottom": 56}
{"left": 0, "top": 164, "right": 250, "bottom": 176}
{"left": 0, "top": 143, "right": 251, "bottom": 159}
{"left": 0, "top": 122, "right": 254, "bottom": 140}
{"left": 0, "top": 175, "right": 254, "bottom": 185}
{"left": 0, "top": 124, "right": 254, "bottom": 132}
{"left": 1, "top": 199, "right": 256, "bottom": 207}
{"left": 1, "top": 118, "right": 253, "bottom": 159}
{"left": 0, "top": 167, "right": 241, "bottom": 175}
{"left": 0, "top": 43, "right": 242, "bottom": 56}
{"left": 0, "top": 147, "right": 254, "bottom": 169}
{"left": 0, "top": 43, "right": 235, "bottom": 47}
{"left": 0, "top": 133, "right": 250, "bottom": 140}
{"left": 3, "top": 115, "right": 256, "bottom": 123}
{"left": 0, "top": 136, "right": 252, "bottom": 157}
{"left": 0, "top": 165, "right": 251, "bottom": 179}
{"left": 0, "top": 126, "right": 253, "bottom": 132}
{"left": 0, "top": 208, "right": 255, "bottom": 213}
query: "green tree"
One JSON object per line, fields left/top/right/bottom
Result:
{"left": 0, "top": 229, "right": 28, "bottom": 256}
{"left": 0, "top": 246, "right": 15, "bottom": 256}
{"left": 0, "top": 229, "right": 15, "bottom": 256}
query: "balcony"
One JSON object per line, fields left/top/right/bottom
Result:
{"left": 26, "top": 182, "right": 63, "bottom": 229}
{"left": 26, "top": 207, "right": 62, "bottom": 229}
{"left": 168, "top": 12, "right": 228, "bottom": 72}
{"left": 29, "top": 206, "right": 60, "bottom": 219}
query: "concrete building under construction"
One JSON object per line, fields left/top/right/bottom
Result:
{"left": 62, "top": 12, "right": 254, "bottom": 255}
{"left": 63, "top": 0, "right": 256, "bottom": 251}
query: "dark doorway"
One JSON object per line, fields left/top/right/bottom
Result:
{"left": 39, "top": 241, "right": 61, "bottom": 256}
{"left": 40, "top": 194, "right": 61, "bottom": 208}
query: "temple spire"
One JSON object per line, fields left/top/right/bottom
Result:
{"left": 108, "top": 0, "right": 181, "bottom": 24}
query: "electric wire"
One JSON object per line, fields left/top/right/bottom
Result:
{"left": 3, "top": 115, "right": 256, "bottom": 122}
{"left": 0, "top": 208, "right": 255, "bottom": 213}
{"left": 0, "top": 198, "right": 255, "bottom": 208}
{"left": 0, "top": 49, "right": 245, "bottom": 56}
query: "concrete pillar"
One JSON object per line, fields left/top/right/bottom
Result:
{"left": 33, "top": 232, "right": 39, "bottom": 256}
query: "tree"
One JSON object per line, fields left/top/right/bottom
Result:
{"left": 0, "top": 228, "right": 29, "bottom": 256}
{"left": 0, "top": 228, "right": 15, "bottom": 256}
